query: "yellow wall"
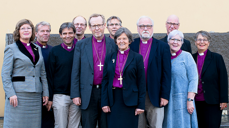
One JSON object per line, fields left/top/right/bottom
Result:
{"left": 0, "top": 0, "right": 228, "bottom": 116}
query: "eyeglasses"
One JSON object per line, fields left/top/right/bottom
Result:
{"left": 170, "top": 38, "right": 182, "bottom": 42}
{"left": 20, "top": 27, "right": 32, "bottom": 31}
{"left": 167, "top": 22, "right": 179, "bottom": 27}
{"left": 138, "top": 25, "right": 153, "bottom": 29}
{"left": 197, "top": 39, "right": 208, "bottom": 42}
{"left": 108, "top": 23, "right": 120, "bottom": 27}
{"left": 90, "top": 24, "right": 104, "bottom": 29}
{"left": 74, "top": 23, "right": 86, "bottom": 27}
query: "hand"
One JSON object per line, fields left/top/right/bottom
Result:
{"left": 160, "top": 98, "right": 168, "bottom": 107}
{"left": 102, "top": 106, "right": 111, "bottom": 113}
{"left": 9, "top": 95, "right": 18, "bottom": 107}
{"left": 43, "top": 96, "right": 49, "bottom": 106}
{"left": 73, "top": 97, "right": 81, "bottom": 106}
{"left": 135, "top": 108, "right": 144, "bottom": 115}
{"left": 46, "top": 101, "right": 53, "bottom": 111}
{"left": 220, "top": 103, "right": 227, "bottom": 110}
{"left": 187, "top": 101, "right": 194, "bottom": 114}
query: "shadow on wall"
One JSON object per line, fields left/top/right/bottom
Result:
{"left": 5, "top": 33, "right": 229, "bottom": 101}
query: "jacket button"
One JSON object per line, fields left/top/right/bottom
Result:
{"left": 202, "top": 81, "right": 204, "bottom": 84}
{"left": 204, "top": 91, "right": 205, "bottom": 93}
{"left": 123, "top": 88, "right": 126, "bottom": 90}
{"left": 92, "top": 73, "right": 94, "bottom": 75}
{"left": 33, "top": 76, "right": 35, "bottom": 77}
{"left": 33, "top": 66, "right": 35, "bottom": 68}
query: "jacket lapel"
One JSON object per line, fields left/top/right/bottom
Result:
{"left": 105, "top": 36, "right": 112, "bottom": 54}
{"left": 148, "top": 38, "right": 158, "bottom": 66}
{"left": 123, "top": 50, "right": 134, "bottom": 74}
{"left": 193, "top": 53, "right": 198, "bottom": 62}
{"left": 31, "top": 43, "right": 39, "bottom": 65}
{"left": 85, "top": 36, "right": 94, "bottom": 70}
{"left": 111, "top": 51, "right": 117, "bottom": 77}
{"left": 201, "top": 49, "right": 212, "bottom": 76}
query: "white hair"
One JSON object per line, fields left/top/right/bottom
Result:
{"left": 167, "top": 30, "right": 184, "bottom": 44}
{"left": 136, "top": 16, "right": 154, "bottom": 26}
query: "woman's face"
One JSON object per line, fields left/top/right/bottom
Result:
{"left": 195, "top": 34, "right": 209, "bottom": 52}
{"left": 19, "top": 24, "right": 32, "bottom": 41}
{"left": 168, "top": 34, "right": 182, "bottom": 53}
{"left": 116, "top": 33, "right": 130, "bottom": 51}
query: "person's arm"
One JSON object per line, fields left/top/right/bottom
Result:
{"left": 71, "top": 43, "right": 82, "bottom": 106}
{"left": 160, "top": 43, "right": 171, "bottom": 104}
{"left": 1, "top": 46, "right": 17, "bottom": 107}
{"left": 101, "top": 55, "right": 111, "bottom": 113}
{"left": 217, "top": 54, "right": 228, "bottom": 109}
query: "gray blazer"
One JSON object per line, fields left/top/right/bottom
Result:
{"left": 1, "top": 41, "right": 49, "bottom": 99}
{"left": 71, "top": 36, "right": 117, "bottom": 110}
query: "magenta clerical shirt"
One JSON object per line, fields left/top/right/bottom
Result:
{"left": 139, "top": 38, "right": 152, "bottom": 82}
{"left": 195, "top": 50, "right": 208, "bottom": 101}
{"left": 36, "top": 41, "right": 48, "bottom": 49}
{"left": 21, "top": 41, "right": 35, "bottom": 62}
{"left": 73, "top": 36, "right": 85, "bottom": 45}
{"left": 113, "top": 48, "right": 130, "bottom": 88}
{"left": 171, "top": 49, "right": 182, "bottom": 59}
{"left": 61, "top": 42, "right": 75, "bottom": 52}
{"left": 92, "top": 36, "right": 106, "bottom": 85}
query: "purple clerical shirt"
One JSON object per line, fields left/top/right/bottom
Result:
{"left": 73, "top": 36, "right": 85, "bottom": 45}
{"left": 92, "top": 36, "right": 106, "bottom": 85}
{"left": 171, "top": 49, "right": 182, "bottom": 59}
{"left": 195, "top": 50, "right": 208, "bottom": 101}
{"left": 113, "top": 48, "right": 130, "bottom": 88}
{"left": 61, "top": 42, "right": 75, "bottom": 52}
{"left": 21, "top": 41, "right": 35, "bottom": 62}
{"left": 139, "top": 38, "right": 152, "bottom": 82}
{"left": 35, "top": 41, "right": 49, "bottom": 49}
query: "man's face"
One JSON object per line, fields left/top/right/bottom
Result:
{"left": 59, "top": 28, "right": 75, "bottom": 45}
{"left": 137, "top": 18, "right": 154, "bottom": 40}
{"left": 106, "top": 19, "right": 122, "bottom": 38}
{"left": 166, "top": 17, "right": 180, "bottom": 35}
{"left": 73, "top": 17, "right": 87, "bottom": 36}
{"left": 89, "top": 16, "right": 106, "bottom": 39}
{"left": 35, "top": 25, "right": 50, "bottom": 43}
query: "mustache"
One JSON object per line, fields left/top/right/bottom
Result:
{"left": 142, "top": 31, "right": 150, "bottom": 34}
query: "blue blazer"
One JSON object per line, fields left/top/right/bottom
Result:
{"left": 101, "top": 49, "right": 146, "bottom": 109}
{"left": 129, "top": 37, "right": 171, "bottom": 107}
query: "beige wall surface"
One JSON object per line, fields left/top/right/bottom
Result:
{"left": 0, "top": 0, "right": 228, "bottom": 116}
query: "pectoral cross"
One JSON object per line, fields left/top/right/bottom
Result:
{"left": 118, "top": 75, "right": 123, "bottom": 85}
{"left": 98, "top": 62, "right": 103, "bottom": 71}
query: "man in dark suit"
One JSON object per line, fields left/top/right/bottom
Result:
{"left": 71, "top": 13, "right": 117, "bottom": 128}
{"left": 160, "top": 15, "right": 192, "bottom": 53}
{"left": 129, "top": 16, "right": 171, "bottom": 128}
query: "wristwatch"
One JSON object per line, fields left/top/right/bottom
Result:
{"left": 187, "top": 98, "right": 194, "bottom": 101}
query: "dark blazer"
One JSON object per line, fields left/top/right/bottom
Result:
{"left": 101, "top": 49, "right": 146, "bottom": 109}
{"left": 193, "top": 50, "right": 228, "bottom": 104}
{"left": 70, "top": 36, "right": 117, "bottom": 110}
{"left": 160, "top": 35, "right": 192, "bottom": 54}
{"left": 129, "top": 37, "right": 171, "bottom": 107}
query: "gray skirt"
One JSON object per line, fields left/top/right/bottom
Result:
{"left": 4, "top": 92, "right": 42, "bottom": 128}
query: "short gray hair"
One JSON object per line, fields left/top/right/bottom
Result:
{"left": 59, "top": 22, "right": 76, "bottom": 34}
{"left": 106, "top": 16, "right": 122, "bottom": 26}
{"left": 35, "top": 21, "right": 51, "bottom": 32}
{"left": 88, "top": 13, "right": 105, "bottom": 26}
{"left": 114, "top": 27, "right": 133, "bottom": 44}
{"left": 136, "top": 16, "right": 154, "bottom": 26}
{"left": 167, "top": 30, "right": 184, "bottom": 44}
{"left": 194, "top": 30, "right": 211, "bottom": 42}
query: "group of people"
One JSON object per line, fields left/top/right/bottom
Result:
{"left": 1, "top": 13, "right": 228, "bottom": 128}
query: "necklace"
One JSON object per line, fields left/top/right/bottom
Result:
{"left": 139, "top": 40, "right": 152, "bottom": 68}
{"left": 117, "top": 51, "right": 129, "bottom": 85}
{"left": 92, "top": 39, "right": 105, "bottom": 71}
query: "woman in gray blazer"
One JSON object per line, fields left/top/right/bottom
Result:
{"left": 1, "top": 19, "right": 49, "bottom": 128}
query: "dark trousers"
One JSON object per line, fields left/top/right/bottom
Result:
{"left": 195, "top": 101, "right": 222, "bottom": 128}
{"left": 81, "top": 87, "right": 107, "bottom": 128}
{"left": 41, "top": 105, "right": 55, "bottom": 128}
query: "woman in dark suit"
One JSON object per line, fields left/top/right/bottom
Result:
{"left": 1, "top": 19, "right": 49, "bottom": 128}
{"left": 193, "top": 30, "right": 228, "bottom": 128}
{"left": 101, "top": 27, "right": 146, "bottom": 128}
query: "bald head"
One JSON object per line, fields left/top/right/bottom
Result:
{"left": 165, "top": 15, "right": 180, "bottom": 35}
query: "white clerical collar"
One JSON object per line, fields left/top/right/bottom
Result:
{"left": 171, "top": 53, "right": 176, "bottom": 56}
{"left": 97, "top": 40, "right": 102, "bottom": 42}
{"left": 67, "top": 46, "right": 72, "bottom": 49}
{"left": 42, "top": 45, "right": 46, "bottom": 48}
{"left": 119, "top": 48, "right": 129, "bottom": 54}
{"left": 199, "top": 53, "right": 204, "bottom": 56}
{"left": 27, "top": 43, "right": 30, "bottom": 46}
{"left": 142, "top": 41, "right": 147, "bottom": 44}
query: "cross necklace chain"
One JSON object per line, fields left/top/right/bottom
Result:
{"left": 197, "top": 55, "right": 205, "bottom": 84}
{"left": 118, "top": 52, "right": 129, "bottom": 85}
{"left": 92, "top": 39, "right": 105, "bottom": 71}
{"left": 139, "top": 40, "right": 152, "bottom": 68}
